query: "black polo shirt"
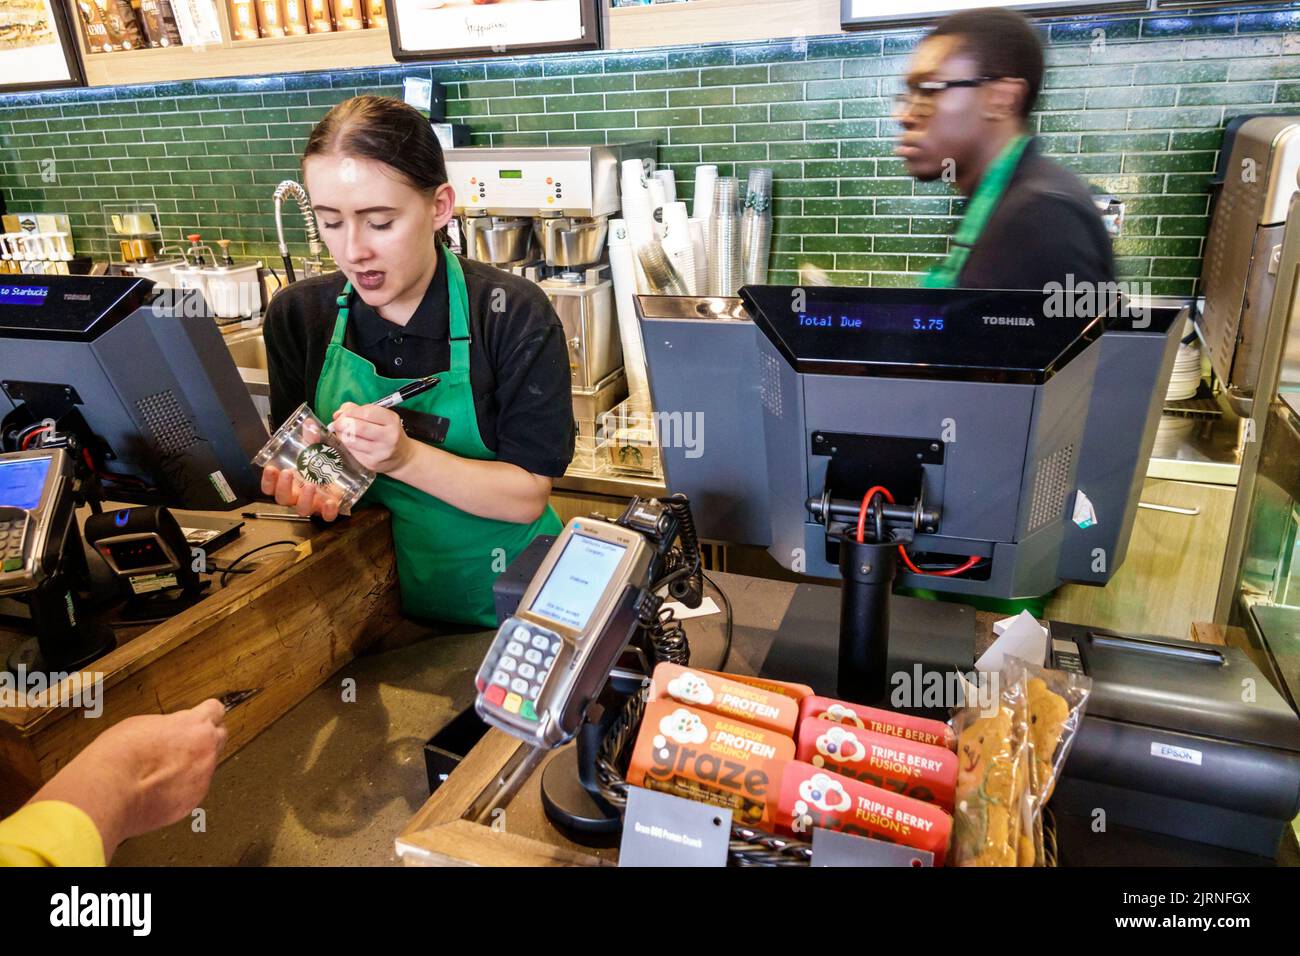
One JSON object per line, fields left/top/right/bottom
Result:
{"left": 958, "top": 138, "right": 1116, "bottom": 290}
{"left": 263, "top": 245, "right": 576, "bottom": 478}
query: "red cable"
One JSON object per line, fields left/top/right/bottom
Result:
{"left": 855, "top": 485, "right": 895, "bottom": 543}
{"left": 853, "top": 481, "right": 979, "bottom": 577}
{"left": 20, "top": 426, "right": 51, "bottom": 450}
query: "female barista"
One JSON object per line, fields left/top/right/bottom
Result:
{"left": 262, "top": 96, "right": 574, "bottom": 627}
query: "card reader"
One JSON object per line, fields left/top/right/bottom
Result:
{"left": 0, "top": 447, "right": 75, "bottom": 597}
{"left": 475, "top": 517, "right": 655, "bottom": 748}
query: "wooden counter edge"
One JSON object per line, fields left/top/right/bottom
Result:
{"left": 0, "top": 508, "right": 391, "bottom": 731}
{"left": 399, "top": 727, "right": 522, "bottom": 837}
{"left": 396, "top": 727, "right": 609, "bottom": 868}
{"left": 396, "top": 820, "right": 607, "bottom": 868}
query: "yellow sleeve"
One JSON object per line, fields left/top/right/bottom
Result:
{"left": 0, "top": 801, "right": 106, "bottom": 867}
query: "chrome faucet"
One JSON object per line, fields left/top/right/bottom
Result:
{"left": 273, "top": 180, "right": 325, "bottom": 283}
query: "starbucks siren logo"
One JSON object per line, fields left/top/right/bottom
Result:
{"left": 296, "top": 443, "right": 346, "bottom": 486}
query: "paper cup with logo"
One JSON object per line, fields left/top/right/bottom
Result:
{"left": 252, "top": 403, "right": 375, "bottom": 515}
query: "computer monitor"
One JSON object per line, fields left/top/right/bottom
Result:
{"left": 637, "top": 286, "right": 1183, "bottom": 599}
{"left": 0, "top": 274, "right": 268, "bottom": 510}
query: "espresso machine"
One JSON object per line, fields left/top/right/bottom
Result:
{"left": 445, "top": 144, "right": 656, "bottom": 457}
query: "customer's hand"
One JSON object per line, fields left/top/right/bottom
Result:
{"left": 27, "top": 700, "right": 228, "bottom": 862}
{"left": 260, "top": 463, "right": 343, "bottom": 521}
{"left": 332, "top": 401, "right": 415, "bottom": 475}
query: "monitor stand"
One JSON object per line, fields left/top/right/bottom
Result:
{"left": 759, "top": 585, "right": 976, "bottom": 720}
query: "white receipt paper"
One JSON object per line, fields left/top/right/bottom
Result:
{"left": 976, "top": 610, "right": 1049, "bottom": 672}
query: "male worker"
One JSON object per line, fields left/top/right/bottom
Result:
{"left": 895, "top": 6, "right": 1116, "bottom": 291}
{"left": 892, "top": 7, "right": 1116, "bottom": 616}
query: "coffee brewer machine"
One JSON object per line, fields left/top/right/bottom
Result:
{"left": 445, "top": 145, "right": 656, "bottom": 461}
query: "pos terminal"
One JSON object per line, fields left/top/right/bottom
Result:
{"left": 0, "top": 446, "right": 113, "bottom": 671}
{"left": 476, "top": 517, "right": 655, "bottom": 747}
{"left": 0, "top": 448, "right": 74, "bottom": 595}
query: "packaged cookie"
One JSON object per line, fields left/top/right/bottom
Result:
{"left": 627, "top": 699, "right": 793, "bottom": 827}
{"left": 1011, "top": 656, "right": 1091, "bottom": 865}
{"left": 773, "top": 761, "right": 952, "bottom": 865}
{"left": 949, "top": 664, "right": 1031, "bottom": 866}
{"left": 796, "top": 716, "right": 957, "bottom": 810}
{"left": 649, "top": 663, "right": 799, "bottom": 737}
{"left": 799, "top": 694, "right": 956, "bottom": 751}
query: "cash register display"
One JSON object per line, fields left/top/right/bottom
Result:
{"left": 741, "top": 286, "right": 1107, "bottom": 383}
{"left": 528, "top": 533, "right": 628, "bottom": 631}
{"left": 0, "top": 457, "right": 51, "bottom": 511}
{"left": 0, "top": 275, "right": 152, "bottom": 340}
{"left": 0, "top": 285, "right": 48, "bottom": 306}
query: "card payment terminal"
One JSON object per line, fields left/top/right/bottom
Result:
{"left": 0, "top": 447, "right": 75, "bottom": 597}
{"left": 475, "top": 517, "right": 655, "bottom": 748}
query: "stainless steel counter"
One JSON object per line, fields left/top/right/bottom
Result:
{"left": 552, "top": 469, "right": 666, "bottom": 499}
{"left": 1145, "top": 412, "right": 1243, "bottom": 486}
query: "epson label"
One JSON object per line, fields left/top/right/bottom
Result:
{"left": 1051, "top": 638, "right": 1084, "bottom": 675}
{"left": 1150, "top": 742, "right": 1202, "bottom": 766}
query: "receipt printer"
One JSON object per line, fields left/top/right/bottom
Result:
{"left": 1049, "top": 624, "right": 1300, "bottom": 859}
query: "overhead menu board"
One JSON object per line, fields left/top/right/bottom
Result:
{"left": 388, "top": 0, "right": 603, "bottom": 62}
{"left": 842, "top": 0, "right": 1146, "bottom": 29}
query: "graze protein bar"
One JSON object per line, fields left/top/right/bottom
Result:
{"left": 650, "top": 663, "right": 799, "bottom": 736}
{"left": 799, "top": 694, "right": 957, "bottom": 751}
{"left": 627, "top": 699, "right": 794, "bottom": 827}
{"left": 796, "top": 716, "right": 957, "bottom": 810}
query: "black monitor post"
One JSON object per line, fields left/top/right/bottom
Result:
{"left": 0, "top": 274, "right": 269, "bottom": 671}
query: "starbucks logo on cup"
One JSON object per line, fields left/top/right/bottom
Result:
{"left": 296, "top": 443, "right": 345, "bottom": 486}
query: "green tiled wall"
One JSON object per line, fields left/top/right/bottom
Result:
{"left": 4, "top": 4, "right": 1300, "bottom": 292}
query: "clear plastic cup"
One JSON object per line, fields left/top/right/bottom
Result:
{"left": 252, "top": 402, "right": 375, "bottom": 515}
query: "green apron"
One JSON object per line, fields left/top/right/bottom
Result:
{"left": 315, "top": 249, "right": 562, "bottom": 627}
{"left": 922, "top": 134, "right": 1031, "bottom": 290}
{"left": 915, "top": 134, "right": 1046, "bottom": 618}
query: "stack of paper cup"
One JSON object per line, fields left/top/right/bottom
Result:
{"left": 692, "top": 165, "right": 718, "bottom": 221}
{"left": 693, "top": 164, "right": 718, "bottom": 288}
{"left": 620, "top": 158, "right": 656, "bottom": 291}
{"left": 648, "top": 177, "right": 670, "bottom": 240}
{"left": 621, "top": 158, "right": 655, "bottom": 244}
{"left": 607, "top": 219, "right": 652, "bottom": 408}
{"left": 688, "top": 218, "right": 709, "bottom": 295}
{"left": 654, "top": 169, "right": 677, "bottom": 205}
{"left": 661, "top": 202, "right": 697, "bottom": 295}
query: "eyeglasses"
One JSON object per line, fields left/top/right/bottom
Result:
{"left": 892, "top": 77, "right": 994, "bottom": 118}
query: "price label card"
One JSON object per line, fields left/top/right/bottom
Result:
{"left": 619, "top": 788, "right": 729, "bottom": 867}
{"left": 811, "top": 828, "right": 934, "bottom": 867}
